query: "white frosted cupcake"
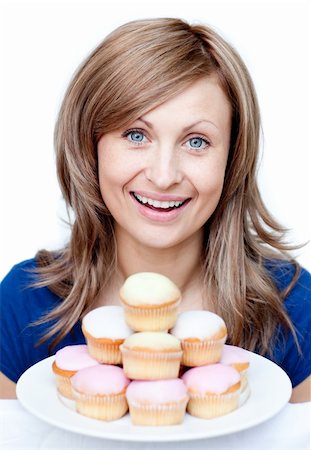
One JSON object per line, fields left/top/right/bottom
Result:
{"left": 52, "top": 344, "right": 100, "bottom": 399}
{"left": 220, "top": 344, "right": 251, "bottom": 405}
{"left": 71, "top": 365, "right": 130, "bottom": 421}
{"left": 119, "top": 272, "right": 181, "bottom": 331}
{"left": 82, "top": 306, "right": 133, "bottom": 364}
{"left": 171, "top": 310, "right": 227, "bottom": 366}
{"left": 120, "top": 332, "right": 182, "bottom": 380}
{"left": 126, "top": 379, "right": 189, "bottom": 426}
{"left": 182, "top": 364, "right": 241, "bottom": 419}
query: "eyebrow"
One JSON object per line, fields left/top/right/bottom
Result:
{"left": 137, "top": 117, "right": 219, "bottom": 132}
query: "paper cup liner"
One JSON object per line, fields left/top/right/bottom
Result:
{"left": 55, "top": 374, "right": 74, "bottom": 399}
{"left": 120, "top": 346, "right": 182, "bottom": 380}
{"left": 72, "top": 389, "right": 128, "bottom": 421}
{"left": 187, "top": 389, "right": 240, "bottom": 419}
{"left": 128, "top": 398, "right": 189, "bottom": 426}
{"left": 85, "top": 337, "right": 123, "bottom": 364}
{"left": 239, "top": 377, "right": 251, "bottom": 406}
{"left": 121, "top": 299, "right": 180, "bottom": 331}
{"left": 229, "top": 367, "right": 249, "bottom": 400}
{"left": 181, "top": 336, "right": 227, "bottom": 366}
{"left": 239, "top": 370, "right": 248, "bottom": 392}
{"left": 57, "top": 392, "right": 76, "bottom": 411}
{"left": 239, "top": 369, "right": 251, "bottom": 406}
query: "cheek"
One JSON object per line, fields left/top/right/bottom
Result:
{"left": 194, "top": 173, "right": 225, "bottom": 225}
{"left": 97, "top": 147, "right": 140, "bottom": 202}
{"left": 191, "top": 158, "right": 227, "bottom": 199}
{"left": 97, "top": 146, "right": 121, "bottom": 206}
{"left": 98, "top": 142, "right": 123, "bottom": 184}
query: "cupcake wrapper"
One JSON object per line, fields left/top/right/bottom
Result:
{"left": 239, "top": 377, "right": 251, "bottom": 406}
{"left": 239, "top": 370, "right": 248, "bottom": 393}
{"left": 187, "top": 390, "right": 240, "bottom": 419}
{"left": 121, "top": 299, "right": 180, "bottom": 332}
{"left": 181, "top": 337, "right": 227, "bottom": 366}
{"left": 128, "top": 398, "right": 189, "bottom": 426}
{"left": 85, "top": 337, "right": 122, "bottom": 364}
{"left": 120, "top": 346, "right": 182, "bottom": 380}
{"left": 72, "top": 389, "right": 128, "bottom": 421}
{"left": 55, "top": 374, "right": 74, "bottom": 399}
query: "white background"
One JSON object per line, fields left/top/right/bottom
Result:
{"left": 1, "top": 0, "right": 310, "bottom": 279}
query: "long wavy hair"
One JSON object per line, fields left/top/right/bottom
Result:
{"left": 33, "top": 17, "right": 300, "bottom": 353}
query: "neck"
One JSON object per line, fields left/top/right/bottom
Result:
{"left": 114, "top": 227, "right": 204, "bottom": 294}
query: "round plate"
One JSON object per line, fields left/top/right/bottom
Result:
{"left": 16, "top": 352, "right": 292, "bottom": 442}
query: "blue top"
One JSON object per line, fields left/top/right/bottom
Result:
{"left": 1, "top": 258, "right": 310, "bottom": 387}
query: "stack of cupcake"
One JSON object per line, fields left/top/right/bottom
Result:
{"left": 52, "top": 272, "right": 250, "bottom": 425}
{"left": 119, "top": 272, "right": 188, "bottom": 425}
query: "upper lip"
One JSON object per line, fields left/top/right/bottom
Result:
{"left": 131, "top": 190, "right": 191, "bottom": 202}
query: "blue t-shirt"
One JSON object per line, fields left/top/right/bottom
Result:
{"left": 1, "top": 258, "right": 310, "bottom": 386}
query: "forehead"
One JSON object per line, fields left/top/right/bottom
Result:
{"left": 140, "top": 76, "right": 231, "bottom": 130}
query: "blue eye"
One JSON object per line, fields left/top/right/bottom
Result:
{"left": 187, "top": 137, "right": 208, "bottom": 150}
{"left": 126, "top": 130, "right": 145, "bottom": 143}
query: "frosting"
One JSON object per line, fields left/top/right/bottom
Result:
{"left": 120, "top": 272, "right": 181, "bottom": 306}
{"left": 71, "top": 365, "right": 130, "bottom": 395}
{"left": 182, "top": 364, "right": 240, "bottom": 394}
{"left": 82, "top": 305, "right": 133, "bottom": 339}
{"left": 220, "top": 345, "right": 250, "bottom": 365}
{"left": 170, "top": 310, "right": 227, "bottom": 339}
{"left": 123, "top": 332, "right": 181, "bottom": 350}
{"left": 55, "top": 345, "right": 99, "bottom": 370}
{"left": 126, "top": 379, "right": 188, "bottom": 404}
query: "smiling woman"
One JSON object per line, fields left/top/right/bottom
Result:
{"left": 0, "top": 17, "right": 310, "bottom": 402}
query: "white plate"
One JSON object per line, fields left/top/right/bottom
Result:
{"left": 16, "top": 352, "right": 292, "bottom": 442}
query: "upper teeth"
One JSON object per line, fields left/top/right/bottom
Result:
{"left": 133, "top": 193, "right": 184, "bottom": 208}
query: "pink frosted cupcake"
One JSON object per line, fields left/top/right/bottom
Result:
{"left": 171, "top": 310, "right": 227, "bottom": 366}
{"left": 126, "top": 379, "right": 189, "bottom": 426}
{"left": 182, "top": 364, "right": 241, "bottom": 419}
{"left": 52, "top": 345, "right": 100, "bottom": 399}
{"left": 71, "top": 365, "right": 130, "bottom": 421}
{"left": 220, "top": 344, "right": 251, "bottom": 405}
{"left": 119, "top": 272, "right": 181, "bottom": 331}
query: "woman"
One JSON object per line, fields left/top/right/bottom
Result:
{"left": 1, "top": 18, "right": 310, "bottom": 401}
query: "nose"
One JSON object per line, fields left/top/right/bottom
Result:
{"left": 144, "top": 145, "right": 183, "bottom": 189}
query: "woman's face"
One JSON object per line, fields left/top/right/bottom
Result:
{"left": 97, "top": 76, "right": 231, "bottom": 250}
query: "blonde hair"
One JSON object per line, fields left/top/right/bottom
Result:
{"left": 34, "top": 18, "right": 299, "bottom": 353}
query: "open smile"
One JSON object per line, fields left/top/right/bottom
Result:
{"left": 130, "top": 191, "right": 191, "bottom": 222}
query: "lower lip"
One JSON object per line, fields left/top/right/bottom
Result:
{"left": 130, "top": 194, "right": 191, "bottom": 223}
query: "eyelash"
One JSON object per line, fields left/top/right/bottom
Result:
{"left": 121, "top": 128, "right": 211, "bottom": 151}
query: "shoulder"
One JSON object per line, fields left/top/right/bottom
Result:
{"left": 1, "top": 258, "right": 84, "bottom": 383}
{"left": 265, "top": 258, "right": 310, "bottom": 289}
{"left": 265, "top": 258, "right": 311, "bottom": 330}
{"left": 1, "top": 257, "right": 62, "bottom": 318}
{"left": 2, "top": 258, "right": 39, "bottom": 287}
{"left": 265, "top": 259, "right": 311, "bottom": 306}
{"left": 264, "top": 259, "right": 311, "bottom": 387}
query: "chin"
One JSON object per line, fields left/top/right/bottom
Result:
{"left": 133, "top": 231, "right": 194, "bottom": 251}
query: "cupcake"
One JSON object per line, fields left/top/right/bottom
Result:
{"left": 82, "top": 305, "right": 133, "bottom": 364}
{"left": 120, "top": 332, "right": 182, "bottom": 380}
{"left": 170, "top": 310, "right": 227, "bottom": 366}
{"left": 52, "top": 344, "right": 100, "bottom": 399}
{"left": 220, "top": 344, "right": 251, "bottom": 405}
{"left": 182, "top": 364, "right": 241, "bottom": 419}
{"left": 126, "top": 379, "right": 189, "bottom": 426}
{"left": 71, "top": 365, "right": 130, "bottom": 421}
{"left": 119, "top": 272, "right": 181, "bottom": 331}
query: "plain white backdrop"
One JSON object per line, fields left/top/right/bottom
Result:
{"left": 1, "top": 0, "right": 310, "bottom": 279}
